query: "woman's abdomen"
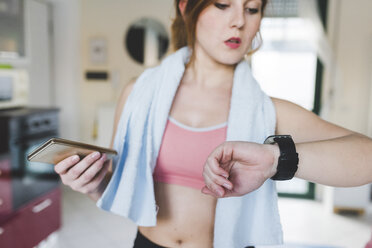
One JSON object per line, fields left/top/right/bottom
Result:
{"left": 139, "top": 182, "right": 217, "bottom": 248}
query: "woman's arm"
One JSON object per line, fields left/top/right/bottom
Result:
{"left": 273, "top": 97, "right": 372, "bottom": 187}
{"left": 201, "top": 98, "right": 372, "bottom": 197}
{"left": 54, "top": 80, "right": 135, "bottom": 202}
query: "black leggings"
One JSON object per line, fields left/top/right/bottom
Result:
{"left": 133, "top": 231, "right": 168, "bottom": 248}
{"left": 132, "top": 230, "right": 255, "bottom": 248}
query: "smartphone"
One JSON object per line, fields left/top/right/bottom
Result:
{"left": 27, "top": 138, "right": 118, "bottom": 164}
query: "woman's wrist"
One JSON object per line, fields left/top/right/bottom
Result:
{"left": 88, "top": 171, "right": 112, "bottom": 202}
{"left": 264, "top": 135, "right": 299, "bottom": 181}
{"left": 264, "top": 143, "right": 280, "bottom": 179}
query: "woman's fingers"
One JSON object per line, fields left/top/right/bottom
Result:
{"left": 66, "top": 152, "right": 101, "bottom": 181}
{"left": 81, "top": 160, "right": 110, "bottom": 194}
{"left": 205, "top": 165, "right": 233, "bottom": 190}
{"left": 201, "top": 144, "right": 235, "bottom": 198}
{"left": 54, "top": 155, "right": 80, "bottom": 174}
{"left": 201, "top": 186, "right": 217, "bottom": 196}
{"left": 54, "top": 152, "right": 109, "bottom": 195}
{"left": 203, "top": 171, "right": 229, "bottom": 197}
{"left": 206, "top": 156, "right": 229, "bottom": 178}
{"left": 202, "top": 176, "right": 221, "bottom": 197}
{"left": 203, "top": 158, "right": 233, "bottom": 194}
{"left": 72, "top": 156, "right": 110, "bottom": 194}
{"left": 75, "top": 154, "right": 107, "bottom": 187}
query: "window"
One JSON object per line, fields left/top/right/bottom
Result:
{"left": 252, "top": 0, "right": 328, "bottom": 198}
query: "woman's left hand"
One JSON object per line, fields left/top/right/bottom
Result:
{"left": 201, "top": 141, "right": 279, "bottom": 198}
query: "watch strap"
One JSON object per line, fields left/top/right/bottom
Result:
{"left": 264, "top": 135, "right": 299, "bottom": 181}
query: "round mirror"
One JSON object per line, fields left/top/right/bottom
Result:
{"left": 125, "top": 18, "right": 169, "bottom": 66}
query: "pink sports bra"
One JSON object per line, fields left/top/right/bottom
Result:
{"left": 153, "top": 117, "right": 227, "bottom": 190}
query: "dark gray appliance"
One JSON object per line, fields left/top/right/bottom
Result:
{"left": 0, "top": 107, "right": 59, "bottom": 177}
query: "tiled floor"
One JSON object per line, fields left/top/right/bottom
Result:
{"left": 55, "top": 186, "right": 136, "bottom": 248}
{"left": 50, "top": 186, "right": 372, "bottom": 248}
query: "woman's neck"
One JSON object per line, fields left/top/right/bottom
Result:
{"left": 184, "top": 48, "right": 236, "bottom": 89}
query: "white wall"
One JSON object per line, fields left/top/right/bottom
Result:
{"left": 51, "top": 0, "right": 81, "bottom": 140}
{"left": 26, "top": 0, "right": 53, "bottom": 107}
{"left": 320, "top": 0, "right": 372, "bottom": 207}
{"left": 324, "top": 0, "right": 372, "bottom": 135}
{"left": 79, "top": 0, "right": 173, "bottom": 143}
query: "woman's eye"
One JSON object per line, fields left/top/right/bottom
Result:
{"left": 214, "top": 3, "right": 229, "bottom": 10}
{"left": 246, "top": 8, "right": 259, "bottom": 14}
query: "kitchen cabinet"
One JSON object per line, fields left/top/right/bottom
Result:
{"left": 0, "top": 107, "right": 61, "bottom": 247}
{"left": 0, "top": 187, "right": 61, "bottom": 248}
{"left": 15, "top": 187, "right": 61, "bottom": 247}
{"left": 0, "top": 177, "right": 12, "bottom": 215}
{"left": 0, "top": 217, "right": 16, "bottom": 248}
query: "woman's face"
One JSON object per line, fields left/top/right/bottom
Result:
{"left": 194, "top": 0, "right": 262, "bottom": 65}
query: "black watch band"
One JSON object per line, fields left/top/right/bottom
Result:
{"left": 264, "top": 135, "right": 299, "bottom": 181}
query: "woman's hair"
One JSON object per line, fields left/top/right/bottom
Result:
{"left": 171, "top": 0, "right": 268, "bottom": 52}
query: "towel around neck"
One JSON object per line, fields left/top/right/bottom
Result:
{"left": 97, "top": 47, "right": 283, "bottom": 247}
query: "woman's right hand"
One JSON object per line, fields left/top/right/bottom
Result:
{"left": 54, "top": 151, "right": 110, "bottom": 201}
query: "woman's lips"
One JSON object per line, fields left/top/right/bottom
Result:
{"left": 225, "top": 37, "right": 241, "bottom": 49}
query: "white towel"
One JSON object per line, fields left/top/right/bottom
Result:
{"left": 97, "top": 47, "right": 283, "bottom": 247}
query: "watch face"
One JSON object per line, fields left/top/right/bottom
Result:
{"left": 264, "top": 135, "right": 292, "bottom": 144}
{"left": 264, "top": 135, "right": 276, "bottom": 144}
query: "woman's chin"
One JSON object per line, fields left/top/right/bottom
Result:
{"left": 216, "top": 56, "right": 244, "bottom": 66}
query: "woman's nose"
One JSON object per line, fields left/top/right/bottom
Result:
{"left": 230, "top": 8, "right": 245, "bottom": 29}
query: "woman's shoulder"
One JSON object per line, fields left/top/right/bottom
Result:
{"left": 116, "top": 78, "right": 136, "bottom": 114}
{"left": 122, "top": 78, "right": 136, "bottom": 98}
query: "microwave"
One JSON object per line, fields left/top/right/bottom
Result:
{"left": 0, "top": 69, "right": 29, "bottom": 109}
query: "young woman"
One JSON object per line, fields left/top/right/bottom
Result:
{"left": 54, "top": 0, "right": 372, "bottom": 247}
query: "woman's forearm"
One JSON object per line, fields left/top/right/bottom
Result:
{"left": 295, "top": 133, "right": 372, "bottom": 187}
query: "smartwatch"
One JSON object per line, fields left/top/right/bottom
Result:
{"left": 264, "top": 135, "right": 299, "bottom": 181}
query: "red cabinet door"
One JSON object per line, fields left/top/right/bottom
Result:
{"left": 0, "top": 155, "right": 12, "bottom": 219}
{"left": 12, "top": 187, "right": 61, "bottom": 248}
{"left": 0, "top": 216, "right": 16, "bottom": 248}
{"left": 0, "top": 177, "right": 12, "bottom": 216}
